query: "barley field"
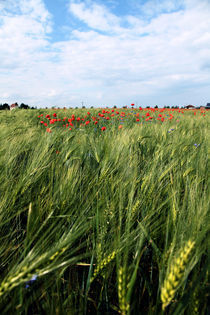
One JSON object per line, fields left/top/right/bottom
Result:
{"left": 0, "top": 107, "right": 209, "bottom": 314}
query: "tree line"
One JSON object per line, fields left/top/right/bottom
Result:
{"left": 0, "top": 103, "right": 36, "bottom": 110}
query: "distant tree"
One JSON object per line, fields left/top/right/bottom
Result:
{"left": 113, "top": 105, "right": 117, "bottom": 108}
{"left": 20, "top": 103, "right": 30, "bottom": 109}
{"left": 1, "top": 103, "right": 10, "bottom": 110}
{"left": 146, "top": 106, "right": 150, "bottom": 108}
{"left": 82, "top": 106, "right": 86, "bottom": 109}
{"left": 75, "top": 107, "right": 78, "bottom": 109}
{"left": 90, "top": 106, "right": 94, "bottom": 109}
{"left": 154, "top": 105, "right": 158, "bottom": 108}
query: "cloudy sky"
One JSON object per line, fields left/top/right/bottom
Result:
{"left": 0, "top": 0, "right": 210, "bottom": 107}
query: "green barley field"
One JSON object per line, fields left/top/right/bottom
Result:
{"left": 0, "top": 108, "right": 209, "bottom": 314}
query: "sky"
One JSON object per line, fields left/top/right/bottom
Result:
{"left": 0, "top": 0, "right": 210, "bottom": 108}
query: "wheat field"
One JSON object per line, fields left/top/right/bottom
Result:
{"left": 0, "top": 108, "right": 209, "bottom": 314}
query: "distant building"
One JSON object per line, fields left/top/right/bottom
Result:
{"left": 10, "top": 103, "right": 18, "bottom": 110}
{"left": 185, "top": 105, "right": 195, "bottom": 109}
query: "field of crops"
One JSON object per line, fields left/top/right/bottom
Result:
{"left": 0, "top": 107, "right": 209, "bottom": 314}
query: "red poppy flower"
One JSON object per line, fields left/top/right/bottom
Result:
{"left": 94, "top": 121, "right": 98, "bottom": 125}
{"left": 101, "top": 126, "right": 106, "bottom": 131}
{"left": 44, "top": 123, "right": 48, "bottom": 126}
{"left": 46, "top": 128, "right": 52, "bottom": 133}
{"left": 131, "top": 103, "right": 135, "bottom": 106}
{"left": 53, "top": 113, "right": 57, "bottom": 117}
{"left": 136, "top": 119, "right": 140, "bottom": 122}
{"left": 118, "top": 125, "right": 123, "bottom": 129}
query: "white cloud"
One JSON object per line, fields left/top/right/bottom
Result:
{"left": 0, "top": 0, "right": 210, "bottom": 107}
{"left": 69, "top": 0, "right": 122, "bottom": 33}
{"left": 138, "top": 0, "right": 184, "bottom": 17}
{"left": 0, "top": 0, "right": 52, "bottom": 70}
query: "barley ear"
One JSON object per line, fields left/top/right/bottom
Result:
{"left": 118, "top": 266, "right": 130, "bottom": 315}
{"left": 161, "top": 240, "right": 195, "bottom": 310}
{"left": 90, "top": 250, "right": 116, "bottom": 283}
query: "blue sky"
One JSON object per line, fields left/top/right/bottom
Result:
{"left": 0, "top": 0, "right": 210, "bottom": 107}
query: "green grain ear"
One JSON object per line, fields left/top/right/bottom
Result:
{"left": 161, "top": 240, "right": 195, "bottom": 310}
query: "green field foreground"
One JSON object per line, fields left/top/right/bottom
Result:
{"left": 0, "top": 109, "right": 209, "bottom": 314}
